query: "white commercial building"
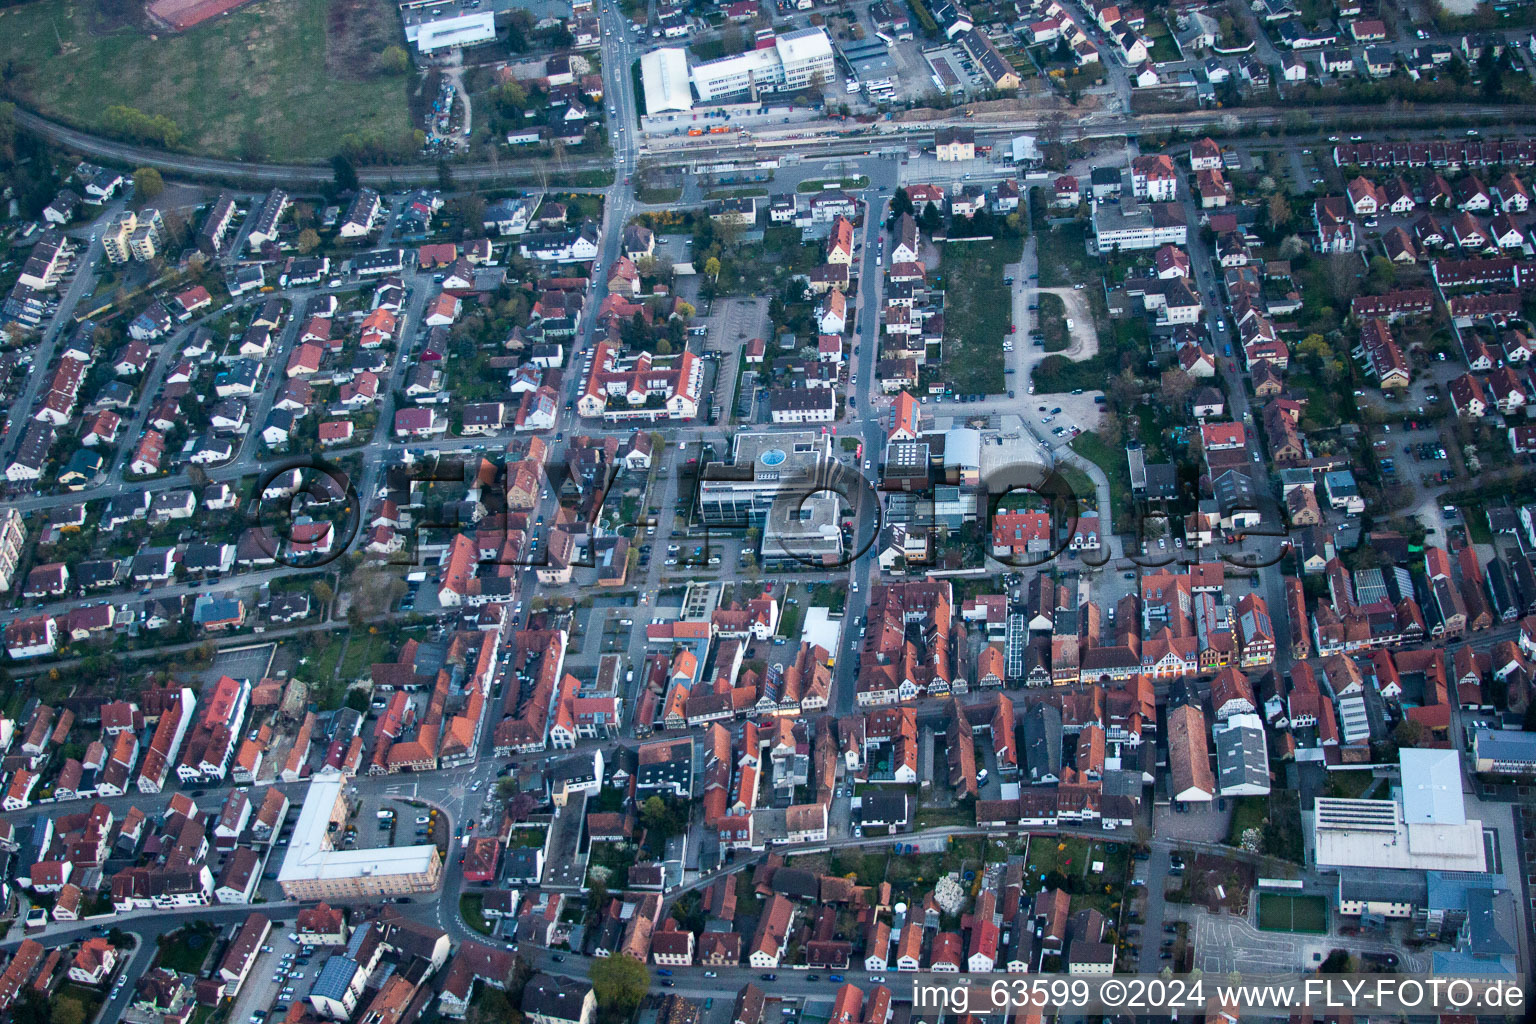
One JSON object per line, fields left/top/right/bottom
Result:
{"left": 642, "top": 48, "right": 693, "bottom": 113}
{"left": 1311, "top": 749, "right": 1485, "bottom": 873}
{"left": 692, "top": 27, "right": 835, "bottom": 102}
{"left": 277, "top": 777, "right": 443, "bottom": 900}
{"left": 403, "top": 7, "right": 497, "bottom": 53}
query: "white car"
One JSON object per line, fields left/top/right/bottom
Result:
{"left": 416, "top": 816, "right": 430, "bottom": 825}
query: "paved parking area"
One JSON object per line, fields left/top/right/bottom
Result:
{"left": 208, "top": 644, "right": 277, "bottom": 684}
{"left": 225, "top": 928, "right": 322, "bottom": 1024}
{"left": 1184, "top": 907, "right": 1426, "bottom": 975}
{"left": 350, "top": 787, "right": 442, "bottom": 851}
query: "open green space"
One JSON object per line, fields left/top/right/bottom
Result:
{"left": 934, "top": 235, "right": 1020, "bottom": 395}
{"left": 338, "top": 629, "right": 392, "bottom": 682}
{"left": 1227, "top": 795, "right": 1269, "bottom": 847}
{"left": 1257, "top": 892, "right": 1329, "bottom": 934}
{"left": 460, "top": 894, "right": 493, "bottom": 936}
{"left": 1144, "top": 19, "right": 1182, "bottom": 63}
{"left": 796, "top": 176, "right": 870, "bottom": 192}
{"left": 637, "top": 185, "right": 684, "bottom": 204}
{"left": 0, "top": 0, "right": 413, "bottom": 162}
{"left": 1038, "top": 292, "right": 1069, "bottom": 352}
{"left": 1025, "top": 836, "right": 1128, "bottom": 918}
{"left": 156, "top": 923, "right": 215, "bottom": 973}
{"left": 1069, "top": 431, "right": 1133, "bottom": 533}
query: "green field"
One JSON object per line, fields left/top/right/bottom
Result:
{"left": 1257, "top": 893, "right": 1329, "bottom": 933}
{"left": 935, "top": 234, "right": 1020, "bottom": 396}
{"left": 1038, "top": 292, "right": 1069, "bottom": 352}
{"left": 0, "top": 0, "right": 412, "bottom": 161}
{"left": 1070, "top": 430, "right": 1133, "bottom": 533}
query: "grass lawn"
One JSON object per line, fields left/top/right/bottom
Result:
{"left": 338, "top": 629, "right": 392, "bottom": 682}
{"left": 637, "top": 185, "right": 684, "bottom": 204}
{"left": 1145, "top": 21, "right": 1182, "bottom": 62}
{"left": 797, "top": 176, "right": 871, "bottom": 192}
{"left": 460, "top": 894, "right": 493, "bottom": 936}
{"left": 1226, "top": 796, "right": 1269, "bottom": 846}
{"left": 1038, "top": 292, "right": 1069, "bottom": 352}
{"left": 935, "top": 236, "right": 1020, "bottom": 396}
{"left": 705, "top": 186, "right": 769, "bottom": 199}
{"left": 1325, "top": 770, "right": 1378, "bottom": 799}
{"left": 914, "top": 804, "right": 973, "bottom": 829}
{"left": 1070, "top": 431, "right": 1133, "bottom": 533}
{"left": 299, "top": 634, "right": 346, "bottom": 685}
{"left": 0, "top": 0, "right": 412, "bottom": 161}
{"left": 1035, "top": 220, "right": 1096, "bottom": 290}
{"left": 156, "top": 925, "right": 215, "bottom": 973}
{"left": 1025, "top": 836, "right": 1128, "bottom": 917}
{"left": 1055, "top": 463, "right": 1096, "bottom": 504}
{"left": 1257, "top": 893, "right": 1329, "bottom": 934}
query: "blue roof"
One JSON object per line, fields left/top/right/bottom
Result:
{"left": 1475, "top": 727, "right": 1536, "bottom": 762}
{"left": 1425, "top": 870, "right": 1504, "bottom": 911}
{"left": 192, "top": 594, "right": 241, "bottom": 624}
{"left": 1430, "top": 950, "right": 1515, "bottom": 975}
{"left": 311, "top": 956, "right": 359, "bottom": 1000}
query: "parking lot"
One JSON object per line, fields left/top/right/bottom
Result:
{"left": 226, "top": 928, "right": 320, "bottom": 1024}
{"left": 351, "top": 787, "right": 446, "bottom": 852}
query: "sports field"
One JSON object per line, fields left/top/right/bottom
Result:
{"left": 1257, "top": 892, "right": 1329, "bottom": 934}
{"left": 0, "top": 0, "right": 412, "bottom": 161}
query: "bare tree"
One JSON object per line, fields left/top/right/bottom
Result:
{"left": 1159, "top": 368, "right": 1194, "bottom": 407}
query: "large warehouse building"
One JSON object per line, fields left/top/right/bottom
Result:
{"left": 1311, "top": 749, "right": 1486, "bottom": 874}
{"left": 401, "top": 0, "right": 500, "bottom": 53}
{"left": 277, "top": 777, "right": 443, "bottom": 900}
{"left": 642, "top": 48, "right": 694, "bottom": 113}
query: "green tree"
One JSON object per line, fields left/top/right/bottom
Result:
{"left": 133, "top": 167, "right": 164, "bottom": 201}
{"left": 469, "top": 989, "right": 516, "bottom": 1024}
{"left": 918, "top": 200, "right": 943, "bottom": 234}
{"left": 640, "top": 795, "right": 671, "bottom": 833}
{"left": 50, "top": 997, "right": 85, "bottom": 1024}
{"left": 494, "top": 81, "right": 529, "bottom": 116}
{"left": 1478, "top": 45, "right": 1503, "bottom": 99}
{"left": 332, "top": 153, "right": 359, "bottom": 193}
{"left": 297, "top": 228, "right": 321, "bottom": 254}
{"left": 1365, "top": 256, "right": 1396, "bottom": 293}
{"left": 888, "top": 186, "right": 914, "bottom": 221}
{"left": 1392, "top": 718, "right": 1423, "bottom": 749}
{"left": 378, "top": 45, "right": 411, "bottom": 76}
{"left": 589, "top": 952, "right": 649, "bottom": 1020}
{"left": 0, "top": 102, "right": 17, "bottom": 166}
{"left": 1318, "top": 949, "right": 1354, "bottom": 974}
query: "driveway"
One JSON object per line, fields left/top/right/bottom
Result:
{"left": 1036, "top": 287, "right": 1101, "bottom": 361}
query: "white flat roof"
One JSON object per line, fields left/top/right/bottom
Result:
{"left": 776, "top": 26, "right": 834, "bottom": 64}
{"left": 278, "top": 777, "right": 438, "bottom": 883}
{"left": 406, "top": 9, "right": 497, "bottom": 52}
{"left": 799, "top": 606, "right": 841, "bottom": 657}
{"left": 1313, "top": 795, "right": 1485, "bottom": 872}
{"left": 1399, "top": 747, "right": 1466, "bottom": 825}
{"left": 642, "top": 48, "right": 693, "bottom": 113}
